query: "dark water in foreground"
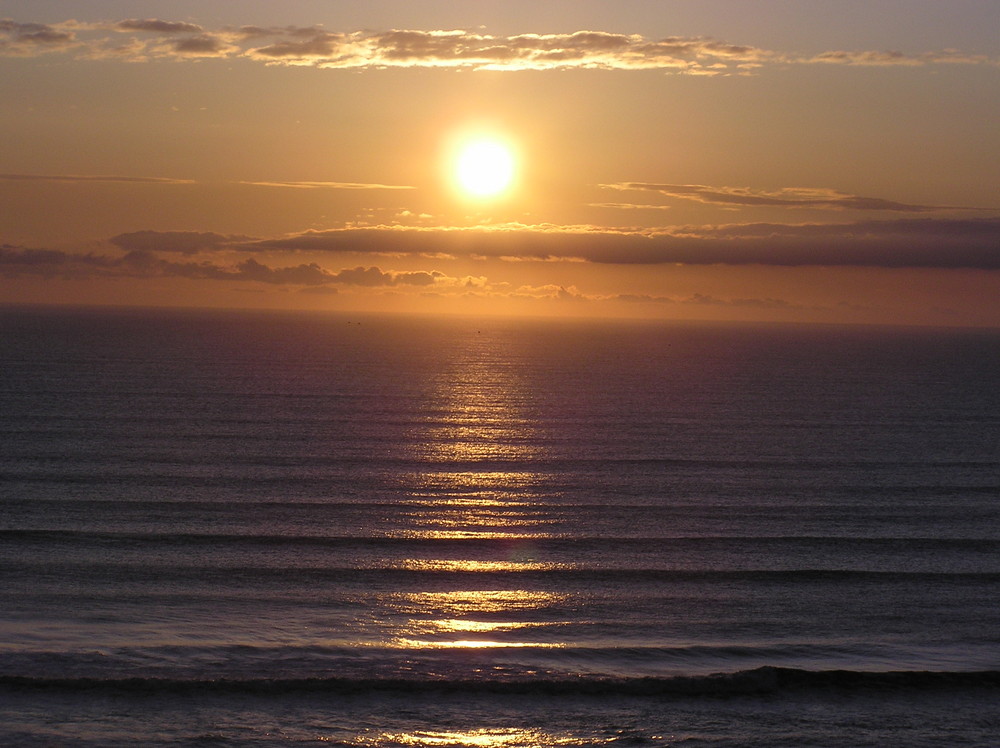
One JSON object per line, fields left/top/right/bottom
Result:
{"left": 1, "top": 306, "right": 998, "bottom": 746}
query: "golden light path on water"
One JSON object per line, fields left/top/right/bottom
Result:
{"left": 376, "top": 330, "right": 574, "bottom": 656}
{"left": 383, "top": 589, "right": 569, "bottom": 650}
{"left": 388, "top": 473, "right": 562, "bottom": 541}
{"left": 394, "top": 559, "right": 569, "bottom": 573}
{"left": 352, "top": 727, "right": 608, "bottom": 747}
{"left": 386, "top": 468, "right": 569, "bottom": 648}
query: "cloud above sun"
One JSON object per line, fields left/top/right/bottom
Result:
{"left": 2, "top": 19, "right": 996, "bottom": 73}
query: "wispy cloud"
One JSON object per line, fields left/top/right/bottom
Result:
{"left": 601, "top": 183, "right": 970, "bottom": 213}
{"left": 238, "top": 180, "right": 415, "bottom": 190}
{"left": 809, "top": 49, "right": 994, "bottom": 66}
{"left": 612, "top": 292, "right": 806, "bottom": 310}
{"left": 0, "top": 173, "right": 196, "bottom": 184}
{"left": 2, "top": 19, "right": 996, "bottom": 73}
{"left": 0, "top": 174, "right": 416, "bottom": 190}
{"left": 0, "top": 174, "right": 414, "bottom": 190}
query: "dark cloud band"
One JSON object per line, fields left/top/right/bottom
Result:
{"left": 245, "top": 218, "right": 1000, "bottom": 269}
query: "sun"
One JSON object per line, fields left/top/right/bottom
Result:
{"left": 454, "top": 137, "right": 516, "bottom": 198}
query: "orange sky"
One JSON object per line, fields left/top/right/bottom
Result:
{"left": 2, "top": 1, "right": 999, "bottom": 326}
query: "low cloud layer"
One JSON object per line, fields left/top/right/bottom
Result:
{"left": 0, "top": 246, "right": 441, "bottom": 288}
{"left": 22, "top": 216, "right": 997, "bottom": 271}
{"left": 3, "top": 217, "right": 998, "bottom": 304}
{"left": 243, "top": 217, "right": 1000, "bottom": 269}
{"left": 2, "top": 19, "right": 995, "bottom": 73}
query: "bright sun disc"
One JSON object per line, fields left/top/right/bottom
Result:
{"left": 455, "top": 139, "right": 515, "bottom": 198}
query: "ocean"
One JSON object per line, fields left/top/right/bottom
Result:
{"left": 1, "top": 306, "right": 998, "bottom": 746}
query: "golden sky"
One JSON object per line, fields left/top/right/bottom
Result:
{"left": 2, "top": 1, "right": 999, "bottom": 326}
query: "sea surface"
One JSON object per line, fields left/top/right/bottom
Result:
{"left": 1, "top": 306, "right": 998, "bottom": 747}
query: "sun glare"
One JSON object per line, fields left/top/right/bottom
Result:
{"left": 454, "top": 138, "right": 515, "bottom": 198}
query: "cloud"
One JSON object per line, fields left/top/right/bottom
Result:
{"left": 0, "top": 20, "right": 75, "bottom": 54}
{"left": 0, "top": 245, "right": 443, "bottom": 288}
{"left": 0, "top": 246, "right": 97, "bottom": 278}
{"left": 239, "top": 180, "right": 415, "bottom": 190}
{"left": 602, "top": 183, "right": 965, "bottom": 213}
{"left": 809, "top": 49, "right": 920, "bottom": 66}
{"left": 0, "top": 173, "right": 195, "bottom": 184}
{"left": 230, "top": 25, "right": 332, "bottom": 40}
{"left": 115, "top": 19, "right": 203, "bottom": 34}
{"left": 809, "top": 49, "right": 994, "bottom": 66}
{"left": 510, "top": 283, "right": 588, "bottom": 302}
{"left": 244, "top": 217, "right": 1000, "bottom": 269}
{"left": 233, "top": 29, "right": 775, "bottom": 72}
{"left": 330, "top": 266, "right": 440, "bottom": 286}
{"left": 612, "top": 292, "right": 803, "bottom": 309}
{"left": 9, "top": 216, "right": 1000, "bottom": 282}
{"left": 3, "top": 20, "right": 996, "bottom": 72}
{"left": 591, "top": 202, "right": 673, "bottom": 212}
{"left": 0, "top": 174, "right": 413, "bottom": 190}
{"left": 169, "top": 35, "right": 233, "bottom": 58}
{"left": 232, "top": 257, "right": 333, "bottom": 285}
{"left": 681, "top": 293, "right": 797, "bottom": 309}
{"left": 249, "top": 33, "right": 344, "bottom": 63}
{"left": 614, "top": 293, "right": 675, "bottom": 304}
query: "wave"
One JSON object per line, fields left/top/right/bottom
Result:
{"left": 5, "top": 529, "right": 999, "bottom": 554}
{"left": 2, "top": 667, "right": 997, "bottom": 698}
{"left": 6, "top": 561, "right": 1000, "bottom": 585}
{"left": 5, "top": 529, "right": 998, "bottom": 543}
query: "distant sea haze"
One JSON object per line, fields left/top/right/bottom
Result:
{"left": 1, "top": 306, "right": 998, "bottom": 747}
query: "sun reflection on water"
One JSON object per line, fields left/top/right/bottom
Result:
{"left": 409, "top": 331, "right": 545, "bottom": 466}
{"left": 401, "top": 471, "right": 553, "bottom": 502}
{"left": 389, "top": 529, "right": 553, "bottom": 540}
{"left": 353, "top": 728, "right": 598, "bottom": 747}
{"left": 392, "top": 590, "right": 567, "bottom": 616}
{"left": 378, "top": 589, "right": 570, "bottom": 650}
{"left": 377, "top": 329, "right": 572, "bottom": 653}
{"left": 390, "top": 638, "right": 562, "bottom": 649}
{"left": 394, "top": 471, "right": 561, "bottom": 539}
{"left": 395, "top": 559, "right": 567, "bottom": 573}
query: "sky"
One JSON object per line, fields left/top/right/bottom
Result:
{"left": 2, "top": 0, "right": 999, "bottom": 326}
